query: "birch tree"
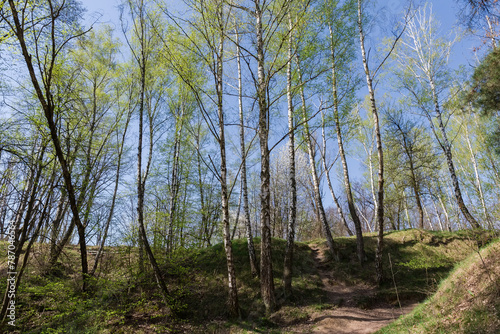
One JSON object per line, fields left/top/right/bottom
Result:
{"left": 229, "top": 0, "right": 297, "bottom": 313}
{"left": 357, "top": 0, "right": 409, "bottom": 284}
{"left": 157, "top": 0, "right": 241, "bottom": 317}
{"left": 283, "top": 13, "right": 297, "bottom": 298}
{"left": 391, "top": 4, "right": 481, "bottom": 229}
{"left": 296, "top": 56, "right": 340, "bottom": 261}
{"left": 235, "top": 26, "right": 259, "bottom": 278}
{"left": 121, "top": 0, "right": 173, "bottom": 314}
{"left": 323, "top": 0, "right": 365, "bottom": 263}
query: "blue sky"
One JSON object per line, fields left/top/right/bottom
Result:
{"left": 77, "top": 0, "right": 482, "bottom": 212}
{"left": 80, "top": 0, "right": 478, "bottom": 61}
{"left": 81, "top": 0, "right": 463, "bottom": 31}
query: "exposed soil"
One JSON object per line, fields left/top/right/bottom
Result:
{"left": 287, "top": 244, "right": 417, "bottom": 334}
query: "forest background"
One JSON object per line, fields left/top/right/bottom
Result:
{"left": 0, "top": 0, "right": 499, "bottom": 323}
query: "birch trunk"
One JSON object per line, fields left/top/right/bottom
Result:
{"left": 236, "top": 29, "right": 259, "bottom": 277}
{"left": 403, "top": 191, "right": 412, "bottom": 229}
{"left": 296, "top": 57, "right": 340, "bottom": 261}
{"left": 358, "top": 0, "right": 385, "bottom": 284}
{"left": 255, "top": 0, "right": 276, "bottom": 313}
{"left": 409, "top": 156, "right": 425, "bottom": 229}
{"left": 167, "top": 105, "right": 185, "bottom": 254}
{"left": 329, "top": 25, "right": 364, "bottom": 262}
{"left": 430, "top": 197, "right": 444, "bottom": 231}
{"left": 429, "top": 79, "right": 481, "bottom": 229}
{"left": 320, "top": 111, "right": 353, "bottom": 237}
{"left": 464, "top": 121, "right": 492, "bottom": 229}
{"left": 283, "top": 15, "right": 297, "bottom": 297}
{"left": 216, "top": 19, "right": 240, "bottom": 317}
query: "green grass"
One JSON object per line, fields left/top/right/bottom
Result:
{"left": 376, "top": 237, "right": 500, "bottom": 334}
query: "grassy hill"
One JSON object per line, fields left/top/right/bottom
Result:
{"left": 377, "top": 235, "right": 500, "bottom": 334}
{"left": 0, "top": 229, "right": 497, "bottom": 333}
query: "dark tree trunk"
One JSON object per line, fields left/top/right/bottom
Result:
{"left": 132, "top": 0, "right": 172, "bottom": 312}
{"left": 7, "top": 0, "right": 89, "bottom": 291}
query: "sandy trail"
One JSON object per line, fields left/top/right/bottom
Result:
{"left": 293, "top": 244, "right": 416, "bottom": 334}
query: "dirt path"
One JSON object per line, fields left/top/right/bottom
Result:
{"left": 292, "top": 244, "right": 416, "bottom": 334}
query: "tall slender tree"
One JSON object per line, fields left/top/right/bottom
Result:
{"left": 357, "top": 0, "right": 386, "bottom": 284}
{"left": 235, "top": 27, "right": 259, "bottom": 278}
{"left": 156, "top": 0, "right": 241, "bottom": 317}
{"left": 391, "top": 4, "right": 481, "bottom": 229}
{"left": 2, "top": 0, "right": 93, "bottom": 291}
{"left": 357, "top": 0, "right": 409, "bottom": 283}
{"left": 230, "top": 0, "right": 297, "bottom": 313}
{"left": 122, "top": 0, "right": 172, "bottom": 313}
{"left": 323, "top": 0, "right": 365, "bottom": 263}
{"left": 283, "top": 13, "right": 297, "bottom": 298}
{"left": 296, "top": 55, "right": 340, "bottom": 261}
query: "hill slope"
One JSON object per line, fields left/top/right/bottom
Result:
{"left": 376, "top": 237, "right": 500, "bottom": 334}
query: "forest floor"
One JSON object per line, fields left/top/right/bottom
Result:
{"left": 283, "top": 244, "right": 417, "bottom": 333}
{"left": 2, "top": 229, "right": 498, "bottom": 333}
